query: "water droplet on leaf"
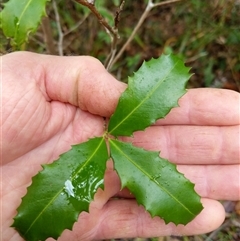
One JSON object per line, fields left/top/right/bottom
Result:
{"left": 64, "top": 179, "right": 75, "bottom": 198}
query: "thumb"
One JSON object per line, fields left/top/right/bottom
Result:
{"left": 41, "top": 53, "right": 127, "bottom": 117}
{"left": 13, "top": 52, "right": 126, "bottom": 117}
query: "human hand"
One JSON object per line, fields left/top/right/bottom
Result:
{"left": 1, "top": 52, "right": 239, "bottom": 241}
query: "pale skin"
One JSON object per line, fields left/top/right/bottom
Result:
{"left": 1, "top": 51, "right": 239, "bottom": 241}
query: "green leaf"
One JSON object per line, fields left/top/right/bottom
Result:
{"left": 12, "top": 54, "right": 202, "bottom": 240}
{"left": 0, "top": 0, "right": 49, "bottom": 48}
{"left": 109, "top": 139, "right": 203, "bottom": 225}
{"left": 12, "top": 137, "right": 108, "bottom": 241}
{"left": 108, "top": 54, "right": 191, "bottom": 136}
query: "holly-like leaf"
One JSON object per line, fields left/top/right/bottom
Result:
{"left": 0, "top": 0, "right": 49, "bottom": 48}
{"left": 12, "top": 137, "right": 108, "bottom": 241}
{"left": 108, "top": 54, "right": 191, "bottom": 136}
{"left": 11, "top": 54, "right": 202, "bottom": 240}
{"left": 109, "top": 139, "right": 203, "bottom": 225}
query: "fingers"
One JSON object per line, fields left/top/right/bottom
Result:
{"left": 157, "top": 88, "right": 240, "bottom": 126}
{"left": 103, "top": 163, "right": 239, "bottom": 202}
{"left": 93, "top": 198, "right": 225, "bottom": 239}
{"left": 177, "top": 164, "right": 240, "bottom": 201}
{"left": 51, "top": 198, "right": 224, "bottom": 240}
{"left": 6, "top": 53, "right": 239, "bottom": 123}
{"left": 128, "top": 125, "right": 240, "bottom": 165}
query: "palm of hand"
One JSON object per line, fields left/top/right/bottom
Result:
{"left": 2, "top": 52, "right": 124, "bottom": 240}
{"left": 2, "top": 58, "right": 108, "bottom": 240}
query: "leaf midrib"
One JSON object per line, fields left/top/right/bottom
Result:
{"left": 109, "top": 60, "right": 178, "bottom": 135}
{"left": 24, "top": 137, "right": 105, "bottom": 236}
{"left": 110, "top": 140, "right": 195, "bottom": 217}
{"left": 14, "top": 0, "right": 33, "bottom": 38}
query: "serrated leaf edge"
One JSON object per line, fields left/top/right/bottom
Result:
{"left": 1, "top": 0, "right": 49, "bottom": 47}
{"left": 15, "top": 0, "right": 48, "bottom": 46}
{"left": 109, "top": 139, "right": 198, "bottom": 221}
{"left": 109, "top": 56, "right": 189, "bottom": 136}
{"left": 13, "top": 137, "right": 107, "bottom": 238}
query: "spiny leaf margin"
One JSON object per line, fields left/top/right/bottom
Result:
{"left": 12, "top": 137, "right": 108, "bottom": 241}
{"left": 109, "top": 139, "right": 203, "bottom": 225}
{"left": 11, "top": 53, "right": 203, "bottom": 241}
{"left": 0, "top": 0, "right": 49, "bottom": 48}
{"left": 108, "top": 54, "right": 192, "bottom": 137}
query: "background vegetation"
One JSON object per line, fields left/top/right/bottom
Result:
{"left": 1, "top": 0, "right": 239, "bottom": 240}
{"left": 1, "top": 0, "right": 240, "bottom": 91}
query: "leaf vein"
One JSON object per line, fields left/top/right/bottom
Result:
{"left": 24, "top": 137, "right": 105, "bottom": 236}
{"left": 111, "top": 140, "right": 195, "bottom": 216}
{"left": 14, "top": 0, "right": 33, "bottom": 39}
{"left": 109, "top": 60, "right": 179, "bottom": 134}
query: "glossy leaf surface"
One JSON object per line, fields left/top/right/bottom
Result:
{"left": 0, "top": 0, "right": 49, "bottom": 47}
{"left": 109, "top": 139, "right": 203, "bottom": 225}
{"left": 12, "top": 54, "right": 203, "bottom": 240}
{"left": 12, "top": 137, "right": 108, "bottom": 241}
{"left": 108, "top": 54, "right": 191, "bottom": 136}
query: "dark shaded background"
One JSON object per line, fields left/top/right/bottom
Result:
{"left": 1, "top": 0, "right": 240, "bottom": 92}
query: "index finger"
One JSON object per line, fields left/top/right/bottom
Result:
{"left": 156, "top": 88, "right": 240, "bottom": 126}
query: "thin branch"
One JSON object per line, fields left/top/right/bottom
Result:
{"left": 75, "top": 0, "right": 124, "bottom": 70}
{"left": 41, "top": 16, "right": 57, "bottom": 55}
{"left": 75, "top": 0, "right": 182, "bottom": 69}
{"left": 63, "top": 14, "right": 89, "bottom": 37}
{"left": 110, "top": 1, "right": 151, "bottom": 68}
{"left": 74, "top": 0, "right": 118, "bottom": 37}
{"left": 105, "top": 0, "right": 125, "bottom": 70}
{"left": 153, "top": 0, "right": 182, "bottom": 8}
{"left": 53, "top": 0, "right": 63, "bottom": 56}
{"left": 114, "top": 0, "right": 125, "bottom": 30}
{"left": 110, "top": 0, "right": 182, "bottom": 69}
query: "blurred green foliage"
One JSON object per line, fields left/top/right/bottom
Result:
{"left": 1, "top": 0, "right": 239, "bottom": 89}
